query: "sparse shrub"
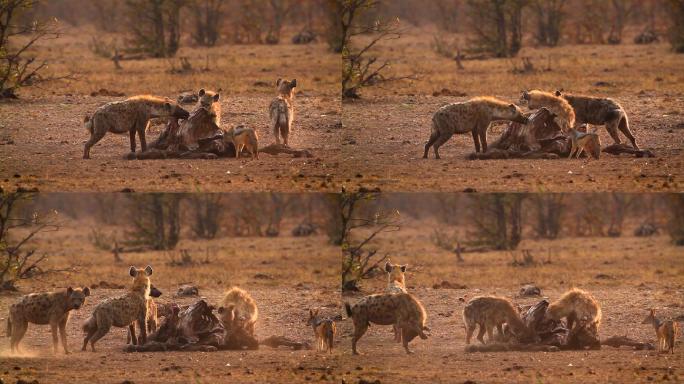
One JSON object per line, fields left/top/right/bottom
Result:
{"left": 667, "top": 0, "right": 684, "bottom": 53}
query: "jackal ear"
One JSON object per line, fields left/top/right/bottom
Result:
{"left": 82, "top": 287, "right": 91, "bottom": 297}
{"left": 400, "top": 264, "right": 407, "bottom": 273}
{"left": 66, "top": 286, "right": 74, "bottom": 295}
{"left": 144, "top": 265, "right": 153, "bottom": 276}
{"left": 384, "top": 261, "right": 393, "bottom": 272}
{"left": 276, "top": 78, "right": 282, "bottom": 86}
{"left": 129, "top": 266, "right": 138, "bottom": 277}
{"left": 198, "top": 88, "right": 206, "bottom": 97}
{"left": 291, "top": 79, "right": 297, "bottom": 87}
{"left": 213, "top": 92, "right": 220, "bottom": 102}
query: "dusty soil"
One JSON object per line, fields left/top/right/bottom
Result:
{"left": 337, "top": 286, "right": 684, "bottom": 384}
{"left": 0, "top": 94, "right": 342, "bottom": 192}
{"left": 342, "top": 94, "right": 683, "bottom": 192}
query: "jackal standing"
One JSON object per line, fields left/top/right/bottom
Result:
{"left": 642, "top": 308, "right": 678, "bottom": 354}
{"left": 307, "top": 308, "right": 336, "bottom": 353}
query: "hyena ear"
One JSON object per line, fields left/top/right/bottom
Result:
{"left": 218, "top": 306, "right": 225, "bottom": 314}
{"left": 129, "top": 266, "right": 138, "bottom": 277}
{"left": 213, "top": 92, "right": 220, "bottom": 102}
{"left": 144, "top": 265, "right": 153, "bottom": 276}
{"left": 291, "top": 79, "right": 297, "bottom": 87}
{"left": 276, "top": 78, "right": 282, "bottom": 86}
{"left": 400, "top": 264, "right": 407, "bottom": 272}
{"left": 555, "top": 89, "right": 562, "bottom": 97}
{"left": 82, "top": 287, "right": 91, "bottom": 297}
{"left": 66, "top": 286, "right": 74, "bottom": 295}
{"left": 198, "top": 88, "right": 206, "bottom": 97}
{"left": 384, "top": 261, "right": 393, "bottom": 272}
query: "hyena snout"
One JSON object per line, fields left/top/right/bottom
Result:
{"left": 174, "top": 106, "right": 190, "bottom": 120}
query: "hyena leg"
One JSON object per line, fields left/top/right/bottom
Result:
{"left": 272, "top": 121, "right": 281, "bottom": 145}
{"left": 88, "top": 317, "right": 112, "bottom": 352}
{"left": 129, "top": 129, "right": 137, "bottom": 153}
{"left": 478, "top": 123, "right": 489, "bottom": 153}
{"left": 50, "top": 321, "right": 60, "bottom": 354}
{"left": 568, "top": 141, "right": 576, "bottom": 159}
{"left": 471, "top": 130, "right": 481, "bottom": 153}
{"left": 485, "top": 324, "right": 495, "bottom": 344}
{"left": 10, "top": 320, "right": 28, "bottom": 353}
{"left": 58, "top": 317, "right": 70, "bottom": 354}
{"left": 137, "top": 121, "right": 148, "bottom": 153}
{"left": 432, "top": 133, "right": 454, "bottom": 159}
{"left": 128, "top": 323, "right": 137, "bottom": 345}
{"left": 423, "top": 131, "right": 440, "bottom": 159}
{"left": 476, "top": 324, "right": 486, "bottom": 344}
{"left": 83, "top": 128, "right": 107, "bottom": 159}
{"left": 282, "top": 124, "right": 290, "bottom": 147}
{"left": 566, "top": 313, "right": 576, "bottom": 330}
{"left": 138, "top": 315, "right": 147, "bottom": 345}
{"left": 351, "top": 320, "right": 369, "bottom": 355}
{"left": 605, "top": 121, "right": 622, "bottom": 145}
{"left": 617, "top": 117, "right": 639, "bottom": 149}
{"left": 465, "top": 324, "right": 475, "bottom": 344}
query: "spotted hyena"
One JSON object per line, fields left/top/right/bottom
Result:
{"left": 545, "top": 288, "right": 602, "bottom": 334}
{"left": 424, "top": 97, "right": 528, "bottom": 158}
{"left": 384, "top": 261, "right": 408, "bottom": 342}
{"left": 217, "top": 286, "right": 258, "bottom": 337}
{"left": 194, "top": 88, "right": 222, "bottom": 126}
{"left": 555, "top": 90, "right": 638, "bottom": 149}
{"left": 7, "top": 287, "right": 90, "bottom": 354}
{"left": 520, "top": 90, "right": 575, "bottom": 132}
{"left": 269, "top": 78, "right": 296, "bottom": 146}
{"left": 345, "top": 292, "right": 429, "bottom": 355}
{"left": 83, "top": 96, "right": 190, "bottom": 158}
{"left": 126, "top": 285, "right": 162, "bottom": 344}
{"left": 462, "top": 296, "right": 535, "bottom": 345}
{"left": 82, "top": 265, "right": 153, "bottom": 351}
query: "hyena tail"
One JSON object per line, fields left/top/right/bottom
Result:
{"left": 84, "top": 115, "right": 93, "bottom": 134}
{"left": 344, "top": 303, "right": 352, "bottom": 318}
{"left": 82, "top": 315, "right": 96, "bottom": 334}
{"left": 277, "top": 103, "right": 288, "bottom": 127}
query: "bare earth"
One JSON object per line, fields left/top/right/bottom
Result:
{"left": 342, "top": 94, "right": 684, "bottom": 192}
{"left": 0, "top": 94, "right": 343, "bottom": 192}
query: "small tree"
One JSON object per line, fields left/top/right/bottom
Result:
{"left": 468, "top": 194, "right": 524, "bottom": 250}
{"left": 188, "top": 0, "right": 224, "bottom": 46}
{"left": 667, "top": 194, "right": 684, "bottom": 245}
{"left": 124, "top": 0, "right": 185, "bottom": 58}
{"left": 126, "top": 194, "right": 182, "bottom": 250}
{"left": 531, "top": 0, "right": 564, "bottom": 46}
{"left": 0, "top": 193, "right": 62, "bottom": 291}
{"left": 531, "top": 194, "right": 565, "bottom": 239}
{"left": 667, "top": 0, "right": 684, "bottom": 53}
{"left": 189, "top": 194, "right": 223, "bottom": 239}
{"left": 465, "top": 0, "right": 528, "bottom": 58}
{"left": 0, "top": 0, "right": 61, "bottom": 98}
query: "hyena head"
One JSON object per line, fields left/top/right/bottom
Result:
{"left": 198, "top": 88, "right": 221, "bottom": 109}
{"left": 129, "top": 265, "right": 153, "bottom": 296}
{"left": 385, "top": 261, "right": 407, "bottom": 285}
{"left": 306, "top": 308, "right": 319, "bottom": 326}
{"left": 154, "top": 99, "right": 190, "bottom": 120}
{"left": 276, "top": 78, "right": 297, "bottom": 98}
{"left": 498, "top": 101, "right": 529, "bottom": 124}
{"left": 66, "top": 286, "right": 90, "bottom": 310}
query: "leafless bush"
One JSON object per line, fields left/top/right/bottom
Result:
{"left": 167, "top": 248, "right": 213, "bottom": 267}
{"left": 88, "top": 228, "right": 115, "bottom": 251}
{"left": 125, "top": 194, "right": 182, "bottom": 250}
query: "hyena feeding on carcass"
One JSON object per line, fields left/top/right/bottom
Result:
{"left": 545, "top": 288, "right": 602, "bottom": 335}
{"left": 269, "top": 78, "right": 296, "bottom": 146}
{"left": 384, "top": 261, "right": 408, "bottom": 342}
{"left": 82, "top": 266, "right": 154, "bottom": 352}
{"left": 520, "top": 90, "right": 575, "bottom": 133}
{"left": 8, "top": 287, "right": 90, "bottom": 354}
{"left": 217, "top": 286, "right": 259, "bottom": 337}
{"left": 83, "top": 96, "right": 190, "bottom": 158}
{"left": 424, "top": 97, "right": 529, "bottom": 158}
{"left": 462, "top": 296, "right": 536, "bottom": 345}
{"left": 555, "top": 90, "right": 638, "bottom": 149}
{"left": 345, "top": 293, "right": 429, "bottom": 355}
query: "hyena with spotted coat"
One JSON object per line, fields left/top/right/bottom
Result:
{"left": 545, "top": 288, "right": 602, "bottom": 334}
{"left": 217, "top": 286, "right": 258, "bottom": 337}
{"left": 345, "top": 292, "right": 429, "bottom": 355}
{"left": 82, "top": 266, "right": 153, "bottom": 351}
{"left": 83, "top": 96, "right": 190, "bottom": 158}
{"left": 463, "top": 296, "right": 535, "bottom": 345}
{"left": 424, "top": 97, "right": 528, "bottom": 158}
{"left": 555, "top": 90, "right": 638, "bottom": 149}
{"left": 269, "top": 78, "right": 296, "bottom": 146}
{"left": 520, "top": 90, "right": 575, "bottom": 132}
{"left": 8, "top": 287, "right": 90, "bottom": 354}
{"left": 384, "top": 261, "right": 407, "bottom": 342}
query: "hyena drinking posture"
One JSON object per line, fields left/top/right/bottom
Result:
{"left": 520, "top": 90, "right": 575, "bottom": 132}
{"left": 424, "top": 97, "right": 528, "bottom": 158}
{"left": 82, "top": 266, "right": 153, "bottom": 351}
{"left": 555, "top": 90, "right": 638, "bottom": 149}
{"left": 224, "top": 125, "right": 259, "bottom": 159}
{"left": 83, "top": 96, "right": 190, "bottom": 158}
{"left": 462, "top": 296, "right": 535, "bottom": 345}
{"left": 642, "top": 308, "right": 679, "bottom": 354}
{"left": 307, "top": 308, "right": 336, "bottom": 353}
{"left": 217, "top": 286, "right": 258, "bottom": 336}
{"left": 269, "top": 78, "right": 296, "bottom": 146}
{"left": 384, "top": 261, "right": 408, "bottom": 342}
{"left": 345, "top": 293, "right": 429, "bottom": 355}
{"left": 545, "top": 288, "right": 602, "bottom": 334}
{"left": 8, "top": 287, "right": 90, "bottom": 354}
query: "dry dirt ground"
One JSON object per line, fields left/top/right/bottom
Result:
{"left": 0, "top": 219, "right": 342, "bottom": 383}
{"left": 0, "top": 26, "right": 342, "bottom": 193}
{"left": 342, "top": 27, "right": 684, "bottom": 192}
{"left": 336, "top": 220, "right": 684, "bottom": 383}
